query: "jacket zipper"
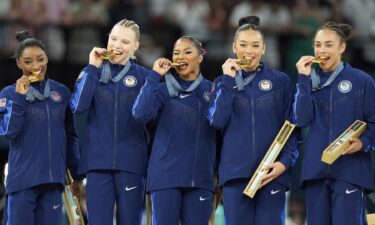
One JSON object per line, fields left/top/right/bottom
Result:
{"left": 251, "top": 90, "right": 255, "bottom": 161}
{"left": 46, "top": 102, "right": 53, "bottom": 182}
{"left": 113, "top": 83, "right": 119, "bottom": 169}
{"left": 327, "top": 88, "right": 333, "bottom": 176}
{"left": 191, "top": 100, "right": 201, "bottom": 187}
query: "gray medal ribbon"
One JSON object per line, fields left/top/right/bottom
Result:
{"left": 100, "top": 60, "right": 132, "bottom": 84}
{"left": 234, "top": 70, "right": 257, "bottom": 91}
{"left": 26, "top": 80, "right": 50, "bottom": 102}
{"left": 165, "top": 73, "right": 203, "bottom": 97}
{"left": 311, "top": 62, "right": 344, "bottom": 91}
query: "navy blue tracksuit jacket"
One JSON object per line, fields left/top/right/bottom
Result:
{"left": 0, "top": 79, "right": 79, "bottom": 193}
{"left": 208, "top": 63, "right": 298, "bottom": 187}
{"left": 71, "top": 63, "right": 150, "bottom": 176}
{"left": 293, "top": 63, "right": 375, "bottom": 191}
{"left": 132, "top": 71, "right": 216, "bottom": 192}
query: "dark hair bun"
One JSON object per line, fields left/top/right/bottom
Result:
{"left": 15, "top": 30, "right": 33, "bottom": 42}
{"left": 338, "top": 24, "right": 352, "bottom": 40}
{"left": 239, "top": 16, "right": 260, "bottom": 27}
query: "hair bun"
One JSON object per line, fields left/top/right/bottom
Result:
{"left": 239, "top": 16, "right": 260, "bottom": 27}
{"left": 15, "top": 30, "right": 32, "bottom": 42}
{"left": 338, "top": 23, "right": 352, "bottom": 40}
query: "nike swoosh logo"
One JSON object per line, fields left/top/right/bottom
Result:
{"left": 346, "top": 189, "right": 359, "bottom": 194}
{"left": 125, "top": 186, "right": 138, "bottom": 191}
{"left": 271, "top": 189, "right": 281, "bottom": 195}
{"left": 199, "top": 196, "right": 209, "bottom": 201}
{"left": 53, "top": 204, "right": 61, "bottom": 210}
{"left": 180, "top": 94, "right": 190, "bottom": 99}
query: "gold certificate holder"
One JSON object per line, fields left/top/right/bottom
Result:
{"left": 321, "top": 120, "right": 366, "bottom": 165}
{"left": 146, "top": 194, "right": 152, "bottom": 225}
{"left": 243, "top": 120, "right": 296, "bottom": 198}
{"left": 367, "top": 214, "right": 375, "bottom": 225}
{"left": 62, "top": 170, "right": 85, "bottom": 225}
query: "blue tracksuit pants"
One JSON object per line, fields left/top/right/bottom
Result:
{"left": 223, "top": 178, "right": 286, "bottom": 225}
{"left": 305, "top": 178, "right": 365, "bottom": 225}
{"left": 7, "top": 183, "right": 63, "bottom": 225}
{"left": 151, "top": 188, "right": 213, "bottom": 225}
{"left": 86, "top": 170, "right": 145, "bottom": 225}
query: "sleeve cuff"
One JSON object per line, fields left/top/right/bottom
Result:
{"left": 220, "top": 75, "right": 236, "bottom": 89}
{"left": 278, "top": 154, "right": 292, "bottom": 169}
{"left": 298, "top": 74, "right": 312, "bottom": 94}
{"left": 148, "top": 70, "right": 162, "bottom": 83}
{"left": 298, "top": 74, "right": 311, "bottom": 84}
{"left": 360, "top": 136, "right": 373, "bottom": 152}
{"left": 13, "top": 92, "right": 27, "bottom": 107}
{"left": 86, "top": 64, "right": 102, "bottom": 78}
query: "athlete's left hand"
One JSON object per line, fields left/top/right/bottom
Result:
{"left": 71, "top": 180, "right": 83, "bottom": 200}
{"left": 260, "top": 162, "right": 286, "bottom": 188}
{"left": 342, "top": 137, "right": 363, "bottom": 155}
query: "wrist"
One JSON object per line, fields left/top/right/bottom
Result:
{"left": 223, "top": 71, "right": 235, "bottom": 77}
{"left": 89, "top": 61, "right": 101, "bottom": 68}
{"left": 298, "top": 72, "right": 310, "bottom": 76}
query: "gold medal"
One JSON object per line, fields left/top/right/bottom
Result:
{"left": 236, "top": 59, "right": 251, "bottom": 66}
{"left": 312, "top": 58, "right": 321, "bottom": 63}
{"left": 170, "top": 63, "right": 180, "bottom": 67}
{"left": 236, "top": 59, "right": 253, "bottom": 70}
{"left": 100, "top": 50, "right": 115, "bottom": 60}
{"left": 28, "top": 71, "right": 42, "bottom": 83}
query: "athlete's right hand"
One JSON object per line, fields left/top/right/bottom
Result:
{"left": 296, "top": 56, "right": 315, "bottom": 76}
{"left": 222, "top": 58, "right": 241, "bottom": 77}
{"left": 15, "top": 75, "right": 30, "bottom": 95}
{"left": 89, "top": 47, "right": 106, "bottom": 68}
{"left": 153, "top": 58, "right": 171, "bottom": 76}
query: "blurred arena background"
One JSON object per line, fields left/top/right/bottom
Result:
{"left": 0, "top": 0, "right": 374, "bottom": 224}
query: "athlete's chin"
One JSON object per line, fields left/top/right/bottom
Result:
{"left": 111, "top": 56, "right": 129, "bottom": 65}
{"left": 177, "top": 70, "right": 192, "bottom": 78}
{"left": 321, "top": 63, "right": 335, "bottom": 72}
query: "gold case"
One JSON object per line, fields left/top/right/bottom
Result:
{"left": 367, "top": 213, "right": 375, "bottom": 225}
{"left": 321, "top": 120, "right": 366, "bottom": 165}
{"left": 243, "top": 121, "right": 296, "bottom": 198}
{"left": 62, "top": 170, "right": 85, "bottom": 225}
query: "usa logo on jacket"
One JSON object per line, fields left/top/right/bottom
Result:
{"left": 258, "top": 80, "right": 272, "bottom": 91}
{"left": 123, "top": 76, "right": 137, "bottom": 87}
{"left": 338, "top": 80, "right": 352, "bottom": 93}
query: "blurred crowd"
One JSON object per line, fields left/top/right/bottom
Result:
{"left": 0, "top": 0, "right": 375, "bottom": 224}
{"left": 0, "top": 0, "right": 374, "bottom": 86}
